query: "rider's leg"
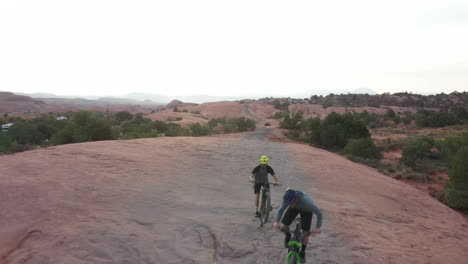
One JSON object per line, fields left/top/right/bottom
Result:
{"left": 299, "top": 212, "right": 313, "bottom": 261}
{"left": 281, "top": 207, "right": 299, "bottom": 248}
{"left": 255, "top": 193, "right": 260, "bottom": 210}
{"left": 253, "top": 183, "right": 261, "bottom": 214}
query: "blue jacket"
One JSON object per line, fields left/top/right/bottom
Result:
{"left": 275, "top": 190, "right": 323, "bottom": 229}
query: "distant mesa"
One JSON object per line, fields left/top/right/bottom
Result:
{"left": 166, "top": 99, "right": 197, "bottom": 109}
{"left": 0, "top": 92, "right": 47, "bottom": 113}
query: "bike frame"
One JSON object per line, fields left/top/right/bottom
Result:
{"left": 259, "top": 183, "right": 271, "bottom": 227}
{"left": 286, "top": 218, "right": 302, "bottom": 264}
{"left": 256, "top": 182, "right": 281, "bottom": 227}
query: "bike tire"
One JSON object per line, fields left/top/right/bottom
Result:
{"left": 286, "top": 251, "right": 301, "bottom": 264}
{"left": 259, "top": 194, "right": 266, "bottom": 227}
{"left": 289, "top": 255, "right": 297, "bottom": 264}
{"left": 263, "top": 192, "right": 271, "bottom": 223}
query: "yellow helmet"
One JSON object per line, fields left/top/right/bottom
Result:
{"left": 260, "top": 155, "right": 269, "bottom": 164}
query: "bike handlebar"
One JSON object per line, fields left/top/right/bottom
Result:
{"left": 249, "top": 181, "right": 282, "bottom": 186}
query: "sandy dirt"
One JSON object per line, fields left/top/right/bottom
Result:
{"left": 1, "top": 129, "right": 467, "bottom": 264}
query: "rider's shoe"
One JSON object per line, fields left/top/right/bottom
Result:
{"left": 284, "top": 232, "right": 291, "bottom": 248}
{"left": 255, "top": 211, "right": 260, "bottom": 217}
{"left": 299, "top": 251, "right": 306, "bottom": 263}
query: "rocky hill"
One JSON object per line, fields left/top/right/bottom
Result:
{"left": 0, "top": 92, "right": 48, "bottom": 113}
{"left": 0, "top": 130, "right": 467, "bottom": 263}
{"left": 259, "top": 92, "right": 468, "bottom": 109}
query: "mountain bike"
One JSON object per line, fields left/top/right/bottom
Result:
{"left": 284, "top": 217, "right": 302, "bottom": 264}
{"left": 257, "top": 182, "right": 281, "bottom": 227}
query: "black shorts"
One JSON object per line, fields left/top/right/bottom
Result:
{"left": 281, "top": 206, "right": 313, "bottom": 232}
{"left": 253, "top": 182, "right": 269, "bottom": 194}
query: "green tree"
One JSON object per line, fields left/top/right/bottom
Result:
{"left": 280, "top": 110, "right": 304, "bottom": 130}
{"left": 114, "top": 111, "right": 133, "bottom": 124}
{"left": 34, "top": 115, "right": 67, "bottom": 140}
{"left": 189, "top": 123, "right": 212, "bottom": 136}
{"left": 51, "top": 111, "right": 115, "bottom": 144}
{"left": 0, "top": 133, "right": 13, "bottom": 152}
{"left": 344, "top": 138, "right": 383, "bottom": 159}
{"left": 441, "top": 132, "right": 468, "bottom": 162}
{"left": 312, "top": 112, "right": 370, "bottom": 148}
{"left": 7, "top": 120, "right": 45, "bottom": 145}
{"left": 401, "top": 136, "right": 435, "bottom": 168}
{"left": 444, "top": 147, "right": 468, "bottom": 210}
{"left": 165, "top": 123, "right": 189, "bottom": 136}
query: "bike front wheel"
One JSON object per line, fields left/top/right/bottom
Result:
{"left": 286, "top": 251, "right": 301, "bottom": 264}
{"left": 262, "top": 192, "right": 271, "bottom": 223}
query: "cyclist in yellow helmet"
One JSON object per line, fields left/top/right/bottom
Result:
{"left": 249, "top": 155, "right": 281, "bottom": 217}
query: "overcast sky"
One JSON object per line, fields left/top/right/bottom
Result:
{"left": 1, "top": 0, "right": 467, "bottom": 97}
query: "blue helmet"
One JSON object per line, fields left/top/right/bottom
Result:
{"left": 283, "top": 188, "right": 297, "bottom": 206}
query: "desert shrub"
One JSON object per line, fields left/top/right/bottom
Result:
{"left": 264, "top": 122, "right": 271, "bottom": 126}
{"left": 114, "top": 111, "right": 133, "bottom": 124}
{"left": 280, "top": 110, "right": 304, "bottom": 130}
{"left": 34, "top": 115, "right": 67, "bottom": 140}
{"left": 441, "top": 131, "right": 468, "bottom": 162}
{"left": 208, "top": 117, "right": 255, "bottom": 133}
{"left": 311, "top": 112, "right": 370, "bottom": 149}
{"left": 354, "top": 111, "right": 378, "bottom": 126}
{"left": 182, "top": 109, "right": 188, "bottom": 113}
{"left": 344, "top": 138, "right": 383, "bottom": 159}
{"left": 415, "top": 110, "right": 458, "bottom": 127}
{"left": 189, "top": 123, "right": 212, "bottom": 136}
{"left": 232, "top": 117, "right": 256, "bottom": 131}
{"left": 0, "top": 133, "right": 13, "bottom": 152}
{"left": 191, "top": 111, "right": 201, "bottom": 114}
{"left": 165, "top": 123, "right": 190, "bottom": 136}
{"left": 175, "top": 117, "right": 183, "bottom": 121}
{"left": 452, "top": 107, "right": 468, "bottom": 123}
{"left": 173, "top": 107, "right": 179, "bottom": 112}
{"left": 401, "top": 136, "right": 436, "bottom": 168}
{"left": 444, "top": 147, "right": 468, "bottom": 210}
{"left": 301, "top": 117, "right": 321, "bottom": 131}
{"left": 121, "top": 118, "right": 159, "bottom": 139}
{"left": 6, "top": 120, "right": 45, "bottom": 145}
{"left": 153, "top": 120, "right": 168, "bottom": 134}
{"left": 273, "top": 100, "right": 290, "bottom": 111}
{"left": 272, "top": 112, "right": 284, "bottom": 119}
{"left": 51, "top": 111, "right": 115, "bottom": 144}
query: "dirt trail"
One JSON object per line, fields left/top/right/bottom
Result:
{"left": 1, "top": 129, "right": 467, "bottom": 263}
{"left": 242, "top": 103, "right": 263, "bottom": 123}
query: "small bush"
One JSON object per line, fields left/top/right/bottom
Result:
{"left": 344, "top": 138, "right": 383, "bottom": 159}
{"left": 264, "top": 122, "right": 271, "bottom": 126}
{"left": 165, "top": 124, "right": 190, "bottom": 136}
{"left": 441, "top": 131, "right": 468, "bottom": 162}
{"left": 0, "top": 133, "right": 13, "bottom": 153}
{"left": 189, "top": 123, "right": 212, "bottom": 136}
{"left": 401, "top": 136, "right": 435, "bottom": 168}
{"left": 444, "top": 147, "right": 468, "bottom": 210}
{"left": 114, "top": 111, "right": 133, "bottom": 124}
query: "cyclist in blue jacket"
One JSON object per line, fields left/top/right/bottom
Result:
{"left": 274, "top": 189, "right": 322, "bottom": 263}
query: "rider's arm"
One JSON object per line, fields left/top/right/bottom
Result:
{"left": 267, "top": 166, "right": 281, "bottom": 184}
{"left": 299, "top": 193, "right": 323, "bottom": 229}
{"left": 250, "top": 166, "right": 260, "bottom": 181}
{"left": 275, "top": 202, "right": 288, "bottom": 223}
{"left": 310, "top": 202, "right": 323, "bottom": 229}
